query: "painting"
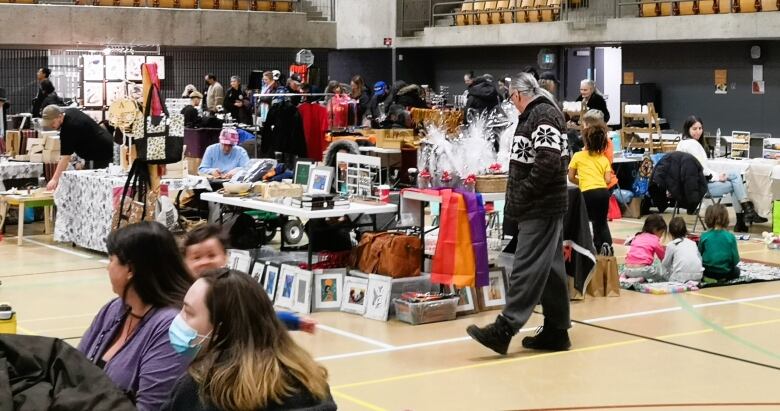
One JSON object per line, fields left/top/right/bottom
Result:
{"left": 263, "top": 263, "right": 280, "bottom": 301}
{"left": 308, "top": 166, "right": 334, "bottom": 195}
{"left": 83, "top": 82, "right": 104, "bottom": 107}
{"left": 363, "top": 274, "right": 393, "bottom": 322}
{"left": 292, "top": 269, "right": 313, "bottom": 314}
{"left": 447, "top": 285, "right": 478, "bottom": 315}
{"left": 478, "top": 268, "right": 507, "bottom": 310}
{"left": 145, "top": 56, "right": 165, "bottom": 79}
{"left": 105, "top": 56, "right": 125, "bottom": 80}
{"left": 294, "top": 161, "right": 313, "bottom": 187}
{"left": 275, "top": 264, "right": 298, "bottom": 309}
{"left": 249, "top": 261, "right": 265, "bottom": 284}
{"left": 340, "top": 276, "right": 368, "bottom": 315}
{"left": 82, "top": 55, "right": 104, "bottom": 81}
{"left": 126, "top": 55, "right": 145, "bottom": 81}
{"left": 227, "top": 249, "right": 252, "bottom": 273}
{"left": 313, "top": 270, "right": 344, "bottom": 312}
{"left": 105, "top": 82, "right": 126, "bottom": 106}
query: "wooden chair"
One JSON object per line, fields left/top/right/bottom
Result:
{"left": 471, "top": 0, "right": 485, "bottom": 24}
{"left": 200, "top": 0, "right": 236, "bottom": 9}
{"left": 492, "top": 0, "right": 511, "bottom": 23}
{"left": 762, "top": 0, "right": 780, "bottom": 10}
{"left": 641, "top": 0, "right": 674, "bottom": 16}
{"left": 541, "top": 0, "right": 561, "bottom": 21}
{"left": 515, "top": 0, "right": 533, "bottom": 22}
{"left": 480, "top": 1, "right": 498, "bottom": 24}
{"left": 257, "top": 0, "right": 271, "bottom": 10}
{"left": 677, "top": 0, "right": 697, "bottom": 14}
{"left": 274, "top": 0, "right": 292, "bottom": 11}
{"left": 456, "top": 1, "right": 473, "bottom": 26}
{"left": 527, "top": 0, "right": 547, "bottom": 22}
{"left": 176, "top": 0, "right": 197, "bottom": 8}
{"left": 698, "top": 0, "right": 730, "bottom": 13}
{"left": 6, "top": 0, "right": 37, "bottom": 3}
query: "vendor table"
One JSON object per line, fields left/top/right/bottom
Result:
{"left": 358, "top": 146, "right": 402, "bottom": 183}
{"left": 707, "top": 158, "right": 780, "bottom": 218}
{"left": 0, "top": 162, "right": 44, "bottom": 191}
{"left": 54, "top": 170, "right": 211, "bottom": 252}
{"left": 0, "top": 193, "right": 54, "bottom": 246}
{"left": 201, "top": 192, "right": 398, "bottom": 266}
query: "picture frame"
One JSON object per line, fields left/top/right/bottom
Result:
{"left": 105, "top": 81, "right": 126, "bottom": 106}
{"left": 275, "top": 264, "right": 298, "bottom": 309}
{"left": 478, "top": 268, "right": 507, "bottom": 310}
{"left": 82, "top": 55, "right": 104, "bottom": 81}
{"left": 126, "top": 55, "right": 145, "bottom": 81}
{"left": 83, "top": 110, "right": 104, "bottom": 123}
{"left": 292, "top": 269, "right": 313, "bottom": 314}
{"left": 363, "top": 274, "right": 393, "bottom": 322}
{"left": 308, "top": 166, "right": 334, "bottom": 195}
{"left": 263, "top": 263, "right": 281, "bottom": 301}
{"left": 313, "top": 269, "right": 345, "bottom": 312}
{"left": 249, "top": 261, "right": 265, "bottom": 284}
{"left": 447, "top": 285, "right": 478, "bottom": 315}
{"left": 227, "top": 249, "right": 252, "bottom": 273}
{"left": 294, "top": 160, "right": 314, "bottom": 187}
{"left": 340, "top": 276, "right": 368, "bottom": 315}
{"left": 83, "top": 82, "right": 104, "bottom": 107}
{"left": 105, "top": 55, "right": 126, "bottom": 80}
{"left": 145, "top": 56, "right": 165, "bottom": 79}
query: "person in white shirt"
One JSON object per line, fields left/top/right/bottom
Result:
{"left": 661, "top": 217, "right": 703, "bottom": 283}
{"left": 676, "top": 115, "right": 767, "bottom": 232}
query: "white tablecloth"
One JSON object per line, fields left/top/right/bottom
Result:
{"left": 54, "top": 170, "right": 210, "bottom": 252}
{"left": 707, "top": 158, "right": 780, "bottom": 218}
{"left": 0, "top": 162, "right": 44, "bottom": 191}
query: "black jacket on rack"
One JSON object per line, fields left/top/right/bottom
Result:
{"left": 260, "top": 101, "right": 307, "bottom": 158}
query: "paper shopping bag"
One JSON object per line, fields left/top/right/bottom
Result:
{"left": 585, "top": 256, "right": 606, "bottom": 297}
{"left": 602, "top": 256, "right": 620, "bottom": 297}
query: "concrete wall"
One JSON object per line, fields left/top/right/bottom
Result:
{"left": 0, "top": 4, "right": 336, "bottom": 48}
{"left": 623, "top": 41, "right": 780, "bottom": 137}
{"left": 327, "top": 49, "right": 392, "bottom": 85}
{"left": 335, "top": 0, "right": 395, "bottom": 49}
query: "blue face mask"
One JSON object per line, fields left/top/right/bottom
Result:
{"left": 168, "top": 314, "right": 210, "bottom": 357}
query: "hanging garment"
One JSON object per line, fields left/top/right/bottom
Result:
{"left": 289, "top": 64, "right": 309, "bottom": 84}
{"left": 260, "top": 101, "right": 307, "bottom": 158}
{"left": 327, "top": 94, "right": 350, "bottom": 129}
{"left": 298, "top": 102, "right": 329, "bottom": 161}
{"left": 451, "top": 193, "right": 476, "bottom": 288}
{"left": 431, "top": 189, "right": 457, "bottom": 285}
{"left": 457, "top": 189, "right": 489, "bottom": 288}
{"left": 141, "top": 63, "right": 162, "bottom": 116}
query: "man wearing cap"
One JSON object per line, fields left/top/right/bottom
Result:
{"left": 198, "top": 128, "right": 249, "bottom": 178}
{"left": 181, "top": 91, "right": 203, "bottom": 128}
{"left": 204, "top": 74, "right": 225, "bottom": 113}
{"left": 224, "top": 76, "right": 252, "bottom": 124}
{"left": 42, "top": 105, "right": 114, "bottom": 191}
{"left": 368, "top": 81, "right": 388, "bottom": 127}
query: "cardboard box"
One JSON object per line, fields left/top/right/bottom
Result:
{"left": 43, "top": 150, "right": 61, "bottom": 163}
{"left": 29, "top": 154, "right": 44, "bottom": 163}
{"left": 26, "top": 138, "right": 44, "bottom": 151}
{"left": 44, "top": 136, "right": 61, "bottom": 151}
{"left": 374, "top": 129, "right": 415, "bottom": 149}
{"left": 623, "top": 198, "right": 643, "bottom": 219}
{"left": 5, "top": 131, "right": 20, "bottom": 156}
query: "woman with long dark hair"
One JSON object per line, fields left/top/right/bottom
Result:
{"left": 79, "top": 222, "right": 194, "bottom": 410}
{"left": 162, "top": 269, "right": 335, "bottom": 411}
{"left": 350, "top": 75, "right": 371, "bottom": 124}
{"left": 676, "top": 115, "right": 767, "bottom": 232}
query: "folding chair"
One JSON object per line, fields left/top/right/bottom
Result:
{"left": 671, "top": 187, "right": 722, "bottom": 233}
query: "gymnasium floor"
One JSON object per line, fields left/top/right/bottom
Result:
{"left": 2, "top": 216, "right": 780, "bottom": 410}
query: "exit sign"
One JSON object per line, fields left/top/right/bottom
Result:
{"left": 383, "top": 38, "right": 392, "bottom": 47}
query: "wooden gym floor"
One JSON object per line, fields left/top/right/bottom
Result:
{"left": 2, "top": 215, "right": 780, "bottom": 411}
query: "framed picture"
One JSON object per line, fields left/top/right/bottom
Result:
{"left": 478, "top": 268, "right": 507, "bottom": 310}
{"left": 126, "top": 55, "right": 145, "bottom": 81}
{"left": 292, "top": 269, "right": 313, "bottom": 314}
{"left": 83, "top": 82, "right": 104, "bottom": 107}
{"left": 313, "top": 270, "right": 344, "bottom": 312}
{"left": 105, "top": 56, "right": 125, "bottom": 80}
{"left": 308, "top": 166, "right": 334, "bottom": 195}
{"left": 249, "top": 261, "right": 265, "bottom": 284}
{"left": 340, "top": 276, "right": 368, "bottom": 315}
{"left": 363, "top": 274, "right": 393, "bottom": 322}
{"left": 145, "top": 56, "right": 165, "bottom": 79}
{"left": 105, "top": 81, "right": 126, "bottom": 106}
{"left": 275, "top": 264, "right": 298, "bottom": 309}
{"left": 447, "top": 285, "right": 478, "bottom": 315}
{"left": 227, "top": 249, "right": 252, "bottom": 273}
{"left": 294, "top": 161, "right": 314, "bottom": 187}
{"left": 83, "top": 110, "right": 104, "bottom": 123}
{"left": 82, "top": 55, "right": 104, "bottom": 81}
{"left": 263, "top": 263, "right": 281, "bottom": 301}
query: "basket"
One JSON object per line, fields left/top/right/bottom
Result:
{"left": 475, "top": 174, "right": 508, "bottom": 193}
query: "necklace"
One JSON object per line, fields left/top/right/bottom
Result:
{"left": 123, "top": 306, "right": 151, "bottom": 343}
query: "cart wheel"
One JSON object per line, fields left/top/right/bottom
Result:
{"left": 282, "top": 220, "right": 304, "bottom": 245}
{"left": 265, "top": 224, "right": 277, "bottom": 243}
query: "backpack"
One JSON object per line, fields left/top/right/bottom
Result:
{"left": 632, "top": 155, "right": 654, "bottom": 197}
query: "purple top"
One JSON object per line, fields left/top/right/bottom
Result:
{"left": 78, "top": 298, "right": 189, "bottom": 411}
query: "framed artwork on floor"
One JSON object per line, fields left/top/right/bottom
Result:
{"left": 275, "top": 264, "right": 298, "bottom": 309}
{"left": 340, "top": 276, "right": 368, "bottom": 315}
{"left": 249, "top": 261, "right": 265, "bottom": 284}
{"left": 447, "top": 285, "right": 478, "bottom": 315}
{"left": 263, "top": 263, "right": 281, "bottom": 301}
{"left": 478, "top": 268, "right": 507, "bottom": 310}
{"left": 363, "top": 274, "right": 393, "bottom": 322}
{"left": 227, "top": 249, "right": 252, "bottom": 273}
{"left": 292, "top": 269, "right": 313, "bottom": 314}
{"left": 313, "top": 270, "right": 344, "bottom": 312}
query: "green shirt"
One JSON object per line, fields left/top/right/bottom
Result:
{"left": 698, "top": 229, "right": 740, "bottom": 275}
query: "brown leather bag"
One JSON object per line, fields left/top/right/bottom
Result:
{"left": 351, "top": 232, "right": 422, "bottom": 278}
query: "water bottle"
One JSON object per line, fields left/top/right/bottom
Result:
{"left": 715, "top": 128, "right": 722, "bottom": 158}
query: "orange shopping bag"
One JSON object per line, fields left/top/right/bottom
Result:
{"left": 431, "top": 189, "right": 457, "bottom": 285}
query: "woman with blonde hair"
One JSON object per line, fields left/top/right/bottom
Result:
{"left": 162, "top": 269, "right": 335, "bottom": 411}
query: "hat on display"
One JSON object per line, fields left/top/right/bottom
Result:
{"left": 540, "top": 71, "right": 559, "bottom": 83}
{"left": 272, "top": 70, "right": 281, "bottom": 81}
{"left": 41, "top": 105, "right": 63, "bottom": 128}
{"left": 373, "top": 81, "right": 388, "bottom": 95}
{"left": 219, "top": 128, "right": 239, "bottom": 146}
{"left": 189, "top": 91, "right": 203, "bottom": 99}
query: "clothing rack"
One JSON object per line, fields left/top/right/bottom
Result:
{"left": 252, "top": 92, "right": 334, "bottom": 98}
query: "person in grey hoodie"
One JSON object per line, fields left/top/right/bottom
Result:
{"left": 661, "top": 217, "right": 704, "bottom": 283}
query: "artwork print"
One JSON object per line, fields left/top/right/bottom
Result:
{"left": 479, "top": 268, "right": 507, "bottom": 310}
{"left": 263, "top": 263, "right": 280, "bottom": 301}
{"left": 105, "top": 56, "right": 125, "bottom": 80}
{"left": 83, "top": 82, "right": 104, "bottom": 107}
{"left": 275, "top": 265, "right": 298, "bottom": 309}
{"left": 321, "top": 278, "right": 337, "bottom": 302}
{"left": 313, "top": 270, "right": 344, "bottom": 312}
{"left": 292, "top": 269, "right": 313, "bottom": 314}
{"left": 145, "top": 56, "right": 165, "bottom": 79}
{"left": 340, "top": 276, "right": 368, "bottom": 315}
{"left": 83, "top": 55, "right": 104, "bottom": 81}
{"left": 283, "top": 275, "right": 295, "bottom": 298}
{"left": 363, "top": 274, "right": 392, "bottom": 322}
{"left": 126, "top": 56, "right": 145, "bottom": 81}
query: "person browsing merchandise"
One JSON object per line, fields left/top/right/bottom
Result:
{"left": 223, "top": 75, "right": 252, "bottom": 125}
{"left": 42, "top": 105, "right": 114, "bottom": 191}
{"left": 204, "top": 74, "right": 224, "bottom": 113}
{"left": 181, "top": 91, "right": 203, "bottom": 128}
{"left": 197, "top": 128, "right": 249, "bottom": 178}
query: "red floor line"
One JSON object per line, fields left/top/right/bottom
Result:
{"left": 516, "top": 402, "right": 780, "bottom": 411}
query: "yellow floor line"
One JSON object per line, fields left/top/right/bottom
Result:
{"left": 690, "top": 292, "right": 780, "bottom": 313}
{"left": 333, "top": 317, "right": 780, "bottom": 391}
{"left": 331, "top": 389, "right": 388, "bottom": 411}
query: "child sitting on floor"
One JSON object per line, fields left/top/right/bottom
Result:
{"left": 699, "top": 204, "right": 741, "bottom": 281}
{"left": 623, "top": 214, "right": 667, "bottom": 280}
{"left": 661, "top": 217, "right": 704, "bottom": 283}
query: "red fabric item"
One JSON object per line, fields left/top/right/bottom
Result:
{"left": 431, "top": 189, "right": 457, "bottom": 285}
{"left": 142, "top": 63, "right": 163, "bottom": 116}
{"left": 607, "top": 195, "right": 622, "bottom": 221}
{"left": 298, "top": 103, "right": 328, "bottom": 161}
{"left": 327, "top": 95, "right": 350, "bottom": 130}
{"left": 289, "top": 64, "right": 309, "bottom": 84}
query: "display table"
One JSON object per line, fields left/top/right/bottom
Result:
{"left": 708, "top": 158, "right": 780, "bottom": 218}
{"left": 54, "top": 170, "right": 211, "bottom": 252}
{"left": 201, "top": 192, "right": 398, "bottom": 265}
{"left": 0, "top": 162, "right": 44, "bottom": 191}
{"left": 0, "top": 193, "right": 54, "bottom": 246}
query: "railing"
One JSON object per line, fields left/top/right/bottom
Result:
{"left": 0, "top": 0, "right": 302, "bottom": 11}
{"left": 618, "top": 0, "right": 780, "bottom": 18}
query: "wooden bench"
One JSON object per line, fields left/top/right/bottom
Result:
{"left": 0, "top": 193, "right": 55, "bottom": 246}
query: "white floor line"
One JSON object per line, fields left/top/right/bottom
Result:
{"left": 98, "top": 259, "right": 109, "bottom": 264}
{"left": 23, "top": 238, "right": 96, "bottom": 259}
{"left": 316, "top": 293, "right": 780, "bottom": 362}
{"left": 317, "top": 324, "right": 395, "bottom": 349}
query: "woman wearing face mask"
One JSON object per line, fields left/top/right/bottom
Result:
{"left": 162, "top": 269, "right": 336, "bottom": 411}
{"left": 182, "top": 224, "right": 316, "bottom": 334}
{"left": 79, "top": 222, "right": 193, "bottom": 411}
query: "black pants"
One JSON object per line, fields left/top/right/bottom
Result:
{"left": 582, "top": 188, "right": 612, "bottom": 249}
{"left": 704, "top": 265, "right": 740, "bottom": 281}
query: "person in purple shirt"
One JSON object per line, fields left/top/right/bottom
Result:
{"left": 79, "top": 222, "right": 194, "bottom": 411}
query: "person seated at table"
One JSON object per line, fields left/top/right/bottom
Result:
{"left": 42, "top": 105, "right": 114, "bottom": 191}
{"left": 161, "top": 269, "right": 336, "bottom": 411}
{"left": 181, "top": 91, "right": 203, "bottom": 128}
{"left": 198, "top": 128, "right": 249, "bottom": 179}
{"left": 181, "top": 224, "right": 316, "bottom": 334}
{"left": 577, "top": 79, "right": 610, "bottom": 123}
{"left": 78, "top": 222, "right": 193, "bottom": 411}
{"left": 676, "top": 115, "right": 767, "bottom": 232}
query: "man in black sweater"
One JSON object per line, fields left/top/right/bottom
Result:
{"left": 467, "top": 72, "right": 572, "bottom": 355}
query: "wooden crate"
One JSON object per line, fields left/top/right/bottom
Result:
{"left": 456, "top": 1, "right": 473, "bottom": 26}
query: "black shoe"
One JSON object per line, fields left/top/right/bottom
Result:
{"left": 734, "top": 213, "right": 749, "bottom": 233}
{"left": 521, "top": 326, "right": 572, "bottom": 351}
{"left": 742, "top": 201, "right": 768, "bottom": 224}
{"left": 466, "top": 315, "right": 514, "bottom": 355}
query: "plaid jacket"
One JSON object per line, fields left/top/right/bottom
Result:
{"left": 504, "top": 97, "right": 569, "bottom": 223}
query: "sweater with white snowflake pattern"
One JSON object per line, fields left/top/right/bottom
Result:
{"left": 504, "top": 97, "right": 569, "bottom": 222}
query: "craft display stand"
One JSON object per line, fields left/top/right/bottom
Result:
{"left": 620, "top": 102, "right": 673, "bottom": 153}
{"left": 336, "top": 153, "right": 382, "bottom": 202}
